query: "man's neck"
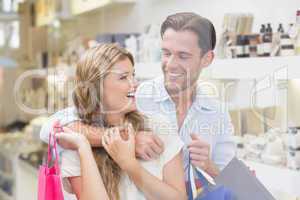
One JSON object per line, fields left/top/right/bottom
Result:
{"left": 167, "top": 85, "right": 197, "bottom": 130}
{"left": 169, "top": 85, "right": 197, "bottom": 110}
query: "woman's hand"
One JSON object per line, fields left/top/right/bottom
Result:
{"left": 56, "top": 127, "right": 90, "bottom": 151}
{"left": 102, "top": 124, "right": 138, "bottom": 171}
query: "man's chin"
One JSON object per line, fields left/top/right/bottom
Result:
{"left": 165, "top": 85, "right": 183, "bottom": 95}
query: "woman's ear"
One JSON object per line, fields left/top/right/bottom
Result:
{"left": 200, "top": 50, "right": 214, "bottom": 68}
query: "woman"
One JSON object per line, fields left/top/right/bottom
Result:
{"left": 55, "top": 43, "right": 187, "bottom": 200}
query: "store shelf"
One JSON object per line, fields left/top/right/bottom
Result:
{"left": 209, "top": 56, "right": 300, "bottom": 80}
{"left": 71, "top": 0, "right": 136, "bottom": 15}
{"left": 135, "top": 56, "right": 300, "bottom": 80}
{"left": 0, "top": 12, "right": 18, "bottom": 21}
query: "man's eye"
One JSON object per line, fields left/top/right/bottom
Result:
{"left": 179, "top": 54, "right": 189, "bottom": 60}
{"left": 162, "top": 51, "right": 171, "bottom": 57}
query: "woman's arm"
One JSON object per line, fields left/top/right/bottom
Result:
{"left": 102, "top": 126, "right": 187, "bottom": 200}
{"left": 56, "top": 130, "right": 109, "bottom": 200}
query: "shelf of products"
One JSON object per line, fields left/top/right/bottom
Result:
{"left": 218, "top": 10, "right": 300, "bottom": 59}
{"left": 208, "top": 56, "right": 300, "bottom": 80}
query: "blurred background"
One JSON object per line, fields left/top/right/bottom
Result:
{"left": 0, "top": 0, "right": 300, "bottom": 200}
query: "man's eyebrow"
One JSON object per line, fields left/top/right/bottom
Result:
{"left": 161, "top": 48, "right": 170, "bottom": 52}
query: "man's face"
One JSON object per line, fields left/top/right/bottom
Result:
{"left": 161, "top": 29, "right": 209, "bottom": 95}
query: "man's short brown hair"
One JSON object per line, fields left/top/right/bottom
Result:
{"left": 161, "top": 12, "right": 216, "bottom": 54}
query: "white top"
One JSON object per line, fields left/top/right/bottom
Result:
{"left": 60, "top": 116, "right": 184, "bottom": 200}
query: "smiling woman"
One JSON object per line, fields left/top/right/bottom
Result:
{"left": 72, "top": 43, "right": 145, "bottom": 199}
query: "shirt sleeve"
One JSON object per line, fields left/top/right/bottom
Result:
{"left": 212, "top": 110, "right": 236, "bottom": 170}
{"left": 60, "top": 150, "right": 81, "bottom": 178}
{"left": 39, "top": 107, "right": 80, "bottom": 143}
{"left": 160, "top": 134, "right": 184, "bottom": 166}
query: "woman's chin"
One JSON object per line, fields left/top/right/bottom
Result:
{"left": 128, "top": 104, "right": 137, "bottom": 112}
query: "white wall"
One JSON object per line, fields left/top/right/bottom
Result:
{"left": 98, "top": 0, "right": 299, "bottom": 35}
{"left": 62, "top": 0, "right": 300, "bottom": 39}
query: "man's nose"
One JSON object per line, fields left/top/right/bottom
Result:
{"left": 165, "top": 55, "right": 179, "bottom": 71}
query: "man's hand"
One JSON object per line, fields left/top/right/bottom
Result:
{"left": 188, "top": 134, "right": 219, "bottom": 177}
{"left": 135, "top": 131, "right": 164, "bottom": 161}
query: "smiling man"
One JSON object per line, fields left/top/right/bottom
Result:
{"left": 135, "top": 12, "right": 236, "bottom": 179}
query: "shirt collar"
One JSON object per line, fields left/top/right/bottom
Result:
{"left": 153, "top": 76, "right": 171, "bottom": 102}
{"left": 152, "top": 77, "right": 217, "bottom": 112}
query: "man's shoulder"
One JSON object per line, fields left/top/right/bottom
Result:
{"left": 193, "top": 92, "right": 228, "bottom": 115}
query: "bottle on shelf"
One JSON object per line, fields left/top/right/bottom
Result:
{"left": 269, "top": 24, "right": 283, "bottom": 57}
{"left": 249, "top": 34, "right": 259, "bottom": 57}
{"left": 263, "top": 23, "right": 273, "bottom": 56}
{"left": 244, "top": 36, "right": 250, "bottom": 57}
{"left": 257, "top": 24, "right": 266, "bottom": 57}
{"left": 280, "top": 30, "right": 295, "bottom": 56}
{"left": 288, "top": 23, "right": 297, "bottom": 39}
{"left": 295, "top": 9, "right": 300, "bottom": 55}
{"left": 235, "top": 35, "right": 244, "bottom": 58}
{"left": 277, "top": 23, "right": 284, "bottom": 34}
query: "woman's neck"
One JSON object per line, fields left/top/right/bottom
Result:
{"left": 105, "top": 113, "right": 125, "bottom": 127}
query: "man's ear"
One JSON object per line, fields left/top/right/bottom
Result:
{"left": 200, "top": 51, "right": 214, "bottom": 68}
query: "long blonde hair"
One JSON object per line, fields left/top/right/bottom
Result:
{"left": 73, "top": 43, "right": 145, "bottom": 200}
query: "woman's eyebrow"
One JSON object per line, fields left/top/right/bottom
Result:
{"left": 109, "top": 69, "right": 134, "bottom": 75}
{"left": 108, "top": 69, "right": 128, "bottom": 74}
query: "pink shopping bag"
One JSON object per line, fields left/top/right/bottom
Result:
{"left": 38, "top": 122, "right": 64, "bottom": 200}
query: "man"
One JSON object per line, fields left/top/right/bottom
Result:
{"left": 40, "top": 12, "right": 235, "bottom": 179}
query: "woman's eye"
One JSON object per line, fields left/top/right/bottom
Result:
{"left": 120, "top": 76, "right": 127, "bottom": 80}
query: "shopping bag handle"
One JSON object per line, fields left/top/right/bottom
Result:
{"left": 47, "top": 121, "right": 63, "bottom": 172}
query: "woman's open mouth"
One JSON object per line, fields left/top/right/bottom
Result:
{"left": 127, "top": 91, "right": 135, "bottom": 99}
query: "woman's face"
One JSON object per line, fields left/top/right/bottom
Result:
{"left": 102, "top": 57, "right": 138, "bottom": 114}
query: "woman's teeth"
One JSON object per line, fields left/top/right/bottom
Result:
{"left": 127, "top": 92, "right": 135, "bottom": 97}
